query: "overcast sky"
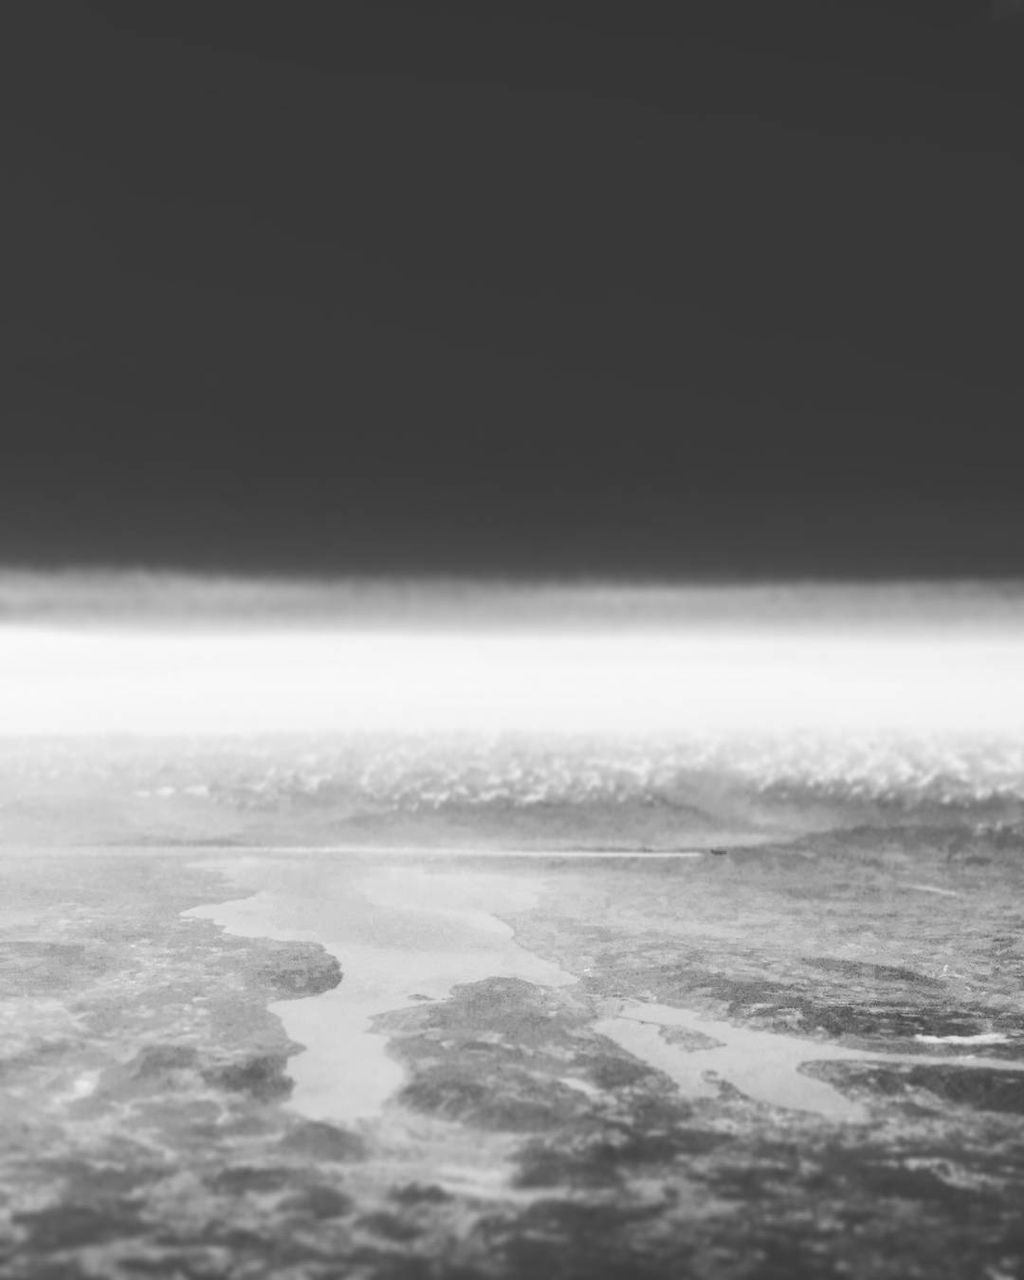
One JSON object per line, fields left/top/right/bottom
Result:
{"left": 4, "top": 2, "right": 1024, "bottom": 577}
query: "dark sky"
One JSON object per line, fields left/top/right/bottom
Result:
{"left": 4, "top": 1, "right": 1024, "bottom": 577}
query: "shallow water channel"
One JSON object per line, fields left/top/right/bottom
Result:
{"left": 187, "top": 852, "right": 1024, "bottom": 1129}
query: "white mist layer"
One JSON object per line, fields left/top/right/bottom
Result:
{"left": 3, "top": 626, "right": 1024, "bottom": 738}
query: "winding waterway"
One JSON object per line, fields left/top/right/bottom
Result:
{"left": 186, "top": 855, "right": 575, "bottom": 1123}
{"left": 187, "top": 852, "right": 1024, "bottom": 1129}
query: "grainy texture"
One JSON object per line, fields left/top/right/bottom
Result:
{"left": 2, "top": 828, "right": 1023, "bottom": 1279}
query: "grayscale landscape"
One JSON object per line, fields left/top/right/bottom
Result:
{"left": 8, "top": 1, "right": 1024, "bottom": 1273}
{"left": 3, "top": 718, "right": 1023, "bottom": 1279}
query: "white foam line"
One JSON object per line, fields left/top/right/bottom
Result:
{"left": 915, "top": 1032, "right": 1012, "bottom": 1046}
{"left": 2, "top": 845, "right": 714, "bottom": 860}
{"left": 190, "top": 845, "right": 710, "bottom": 859}
{"left": 900, "top": 882, "right": 960, "bottom": 897}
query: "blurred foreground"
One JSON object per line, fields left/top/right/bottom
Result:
{"left": 2, "top": 734, "right": 1024, "bottom": 1279}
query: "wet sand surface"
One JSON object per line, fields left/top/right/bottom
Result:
{"left": 4, "top": 838, "right": 1024, "bottom": 1279}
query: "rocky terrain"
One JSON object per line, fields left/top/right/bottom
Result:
{"left": 2, "top": 803, "right": 1024, "bottom": 1278}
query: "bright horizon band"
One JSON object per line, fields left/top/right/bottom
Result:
{"left": 3, "top": 626, "right": 1024, "bottom": 737}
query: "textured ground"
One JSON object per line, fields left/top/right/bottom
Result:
{"left": 3, "top": 799, "right": 1024, "bottom": 1279}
